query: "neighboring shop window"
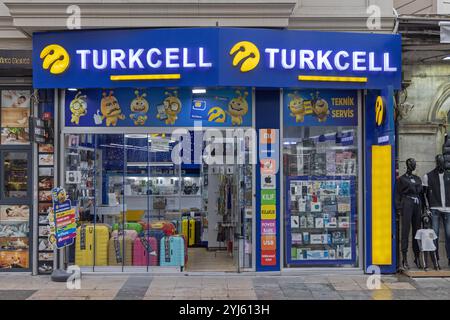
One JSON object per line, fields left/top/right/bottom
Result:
{"left": 1, "top": 90, "right": 31, "bottom": 145}
{"left": 283, "top": 89, "right": 359, "bottom": 267}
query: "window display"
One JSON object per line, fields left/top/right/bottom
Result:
{"left": 62, "top": 131, "right": 253, "bottom": 271}
{"left": 1, "top": 90, "right": 31, "bottom": 145}
{"left": 283, "top": 89, "right": 359, "bottom": 268}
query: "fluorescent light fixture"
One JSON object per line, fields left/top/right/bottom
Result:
{"left": 68, "top": 88, "right": 78, "bottom": 92}
{"left": 443, "top": 56, "right": 450, "bottom": 61}
{"left": 192, "top": 88, "right": 206, "bottom": 94}
{"left": 127, "top": 162, "right": 174, "bottom": 167}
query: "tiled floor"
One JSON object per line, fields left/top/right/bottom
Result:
{"left": 185, "top": 248, "right": 236, "bottom": 272}
{"left": 0, "top": 273, "right": 449, "bottom": 300}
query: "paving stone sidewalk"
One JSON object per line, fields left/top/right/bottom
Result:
{"left": 0, "top": 273, "right": 449, "bottom": 300}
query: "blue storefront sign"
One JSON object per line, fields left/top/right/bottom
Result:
{"left": 33, "top": 28, "right": 401, "bottom": 89}
{"left": 65, "top": 87, "right": 252, "bottom": 127}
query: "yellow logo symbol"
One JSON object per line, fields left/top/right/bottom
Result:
{"left": 208, "top": 107, "right": 226, "bottom": 123}
{"left": 40, "top": 44, "right": 70, "bottom": 74}
{"left": 375, "top": 96, "right": 385, "bottom": 126}
{"left": 229, "top": 41, "right": 260, "bottom": 72}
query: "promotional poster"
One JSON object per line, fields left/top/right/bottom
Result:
{"left": 65, "top": 88, "right": 252, "bottom": 127}
{"left": 283, "top": 89, "right": 358, "bottom": 127}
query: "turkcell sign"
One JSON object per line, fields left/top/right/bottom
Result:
{"left": 32, "top": 28, "right": 401, "bottom": 89}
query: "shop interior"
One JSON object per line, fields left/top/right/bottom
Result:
{"left": 63, "top": 132, "right": 253, "bottom": 272}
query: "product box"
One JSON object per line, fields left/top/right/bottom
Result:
{"left": 291, "top": 216, "right": 299, "bottom": 229}
{"left": 315, "top": 217, "right": 324, "bottom": 228}
{"left": 307, "top": 250, "right": 329, "bottom": 260}
{"left": 306, "top": 216, "right": 314, "bottom": 228}
{"left": 343, "top": 247, "right": 352, "bottom": 259}
{"left": 325, "top": 217, "right": 337, "bottom": 228}
{"left": 338, "top": 203, "right": 351, "bottom": 213}
{"left": 332, "top": 231, "right": 346, "bottom": 244}
{"left": 297, "top": 248, "right": 308, "bottom": 260}
{"left": 299, "top": 215, "right": 306, "bottom": 228}
{"left": 311, "top": 202, "right": 322, "bottom": 212}
{"left": 338, "top": 216, "right": 350, "bottom": 228}
{"left": 291, "top": 233, "right": 303, "bottom": 245}
{"left": 302, "top": 232, "right": 310, "bottom": 244}
{"left": 291, "top": 247, "right": 298, "bottom": 260}
{"left": 328, "top": 249, "right": 336, "bottom": 260}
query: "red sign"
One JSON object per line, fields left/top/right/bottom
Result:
{"left": 261, "top": 250, "right": 277, "bottom": 266}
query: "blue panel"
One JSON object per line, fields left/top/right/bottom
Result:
{"left": 364, "top": 88, "right": 397, "bottom": 274}
{"left": 255, "top": 89, "right": 281, "bottom": 272}
{"left": 33, "top": 28, "right": 401, "bottom": 89}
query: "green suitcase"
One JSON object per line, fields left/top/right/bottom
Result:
{"left": 112, "top": 222, "right": 143, "bottom": 234}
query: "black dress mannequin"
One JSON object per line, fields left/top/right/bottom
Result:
{"left": 395, "top": 158, "right": 423, "bottom": 269}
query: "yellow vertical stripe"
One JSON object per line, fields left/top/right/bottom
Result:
{"left": 371, "top": 145, "right": 392, "bottom": 265}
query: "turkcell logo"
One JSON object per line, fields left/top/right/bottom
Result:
{"left": 40, "top": 44, "right": 70, "bottom": 74}
{"left": 229, "top": 41, "right": 260, "bottom": 72}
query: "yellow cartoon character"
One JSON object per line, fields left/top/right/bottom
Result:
{"left": 100, "top": 91, "right": 125, "bottom": 126}
{"left": 129, "top": 90, "right": 149, "bottom": 126}
{"left": 159, "top": 90, "right": 181, "bottom": 125}
{"left": 288, "top": 91, "right": 305, "bottom": 123}
{"left": 311, "top": 92, "right": 329, "bottom": 122}
{"left": 69, "top": 92, "right": 87, "bottom": 125}
{"left": 227, "top": 90, "right": 249, "bottom": 126}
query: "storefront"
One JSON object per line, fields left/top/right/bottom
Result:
{"left": 31, "top": 27, "right": 401, "bottom": 274}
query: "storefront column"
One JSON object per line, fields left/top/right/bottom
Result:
{"left": 364, "top": 87, "right": 397, "bottom": 274}
{"left": 255, "top": 89, "right": 281, "bottom": 272}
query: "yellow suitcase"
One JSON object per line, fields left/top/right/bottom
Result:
{"left": 181, "top": 218, "right": 189, "bottom": 242}
{"left": 75, "top": 224, "right": 109, "bottom": 266}
{"left": 108, "top": 236, "right": 133, "bottom": 266}
{"left": 188, "top": 219, "right": 195, "bottom": 246}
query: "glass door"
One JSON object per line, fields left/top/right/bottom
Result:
{"left": 0, "top": 149, "right": 32, "bottom": 270}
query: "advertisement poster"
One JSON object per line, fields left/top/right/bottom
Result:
{"left": 65, "top": 88, "right": 252, "bottom": 128}
{"left": 284, "top": 89, "right": 358, "bottom": 127}
{"left": 50, "top": 187, "right": 76, "bottom": 249}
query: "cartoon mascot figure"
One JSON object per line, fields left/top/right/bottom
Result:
{"left": 69, "top": 92, "right": 87, "bottom": 125}
{"left": 312, "top": 91, "right": 329, "bottom": 122}
{"left": 288, "top": 91, "right": 305, "bottom": 123}
{"left": 51, "top": 187, "right": 67, "bottom": 205}
{"left": 129, "top": 90, "right": 149, "bottom": 126}
{"left": 159, "top": 90, "right": 181, "bottom": 125}
{"left": 100, "top": 91, "right": 125, "bottom": 126}
{"left": 227, "top": 90, "right": 249, "bottom": 126}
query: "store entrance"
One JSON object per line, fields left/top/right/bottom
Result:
{"left": 63, "top": 131, "right": 253, "bottom": 272}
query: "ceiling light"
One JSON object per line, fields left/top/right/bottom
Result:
{"left": 68, "top": 88, "right": 78, "bottom": 92}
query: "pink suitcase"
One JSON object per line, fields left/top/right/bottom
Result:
{"left": 133, "top": 236, "right": 158, "bottom": 266}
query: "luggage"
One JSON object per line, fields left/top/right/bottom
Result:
{"left": 181, "top": 218, "right": 189, "bottom": 241}
{"left": 75, "top": 224, "right": 109, "bottom": 266}
{"left": 188, "top": 219, "right": 195, "bottom": 246}
{"left": 160, "top": 235, "right": 185, "bottom": 267}
{"left": 179, "top": 234, "right": 188, "bottom": 265}
{"left": 194, "top": 219, "right": 201, "bottom": 245}
{"left": 108, "top": 236, "right": 133, "bottom": 266}
{"left": 111, "top": 229, "right": 138, "bottom": 241}
{"left": 112, "top": 222, "right": 143, "bottom": 234}
{"left": 143, "top": 229, "right": 165, "bottom": 264}
{"left": 144, "top": 221, "right": 176, "bottom": 236}
{"left": 133, "top": 236, "right": 158, "bottom": 266}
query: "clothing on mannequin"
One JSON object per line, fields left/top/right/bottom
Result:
{"left": 423, "top": 154, "right": 450, "bottom": 266}
{"left": 395, "top": 158, "right": 424, "bottom": 270}
{"left": 415, "top": 215, "right": 440, "bottom": 271}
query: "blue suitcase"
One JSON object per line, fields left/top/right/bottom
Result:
{"left": 160, "top": 235, "right": 185, "bottom": 267}
{"left": 143, "top": 229, "right": 165, "bottom": 265}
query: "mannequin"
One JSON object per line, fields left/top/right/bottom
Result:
{"left": 395, "top": 158, "right": 423, "bottom": 269}
{"left": 423, "top": 154, "right": 450, "bottom": 267}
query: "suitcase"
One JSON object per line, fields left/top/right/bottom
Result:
{"left": 160, "top": 235, "right": 185, "bottom": 267}
{"left": 75, "top": 224, "right": 109, "bottom": 266}
{"left": 108, "top": 236, "right": 133, "bottom": 266}
{"left": 143, "top": 229, "right": 165, "bottom": 264}
{"left": 188, "top": 219, "right": 195, "bottom": 246}
{"left": 133, "top": 236, "right": 158, "bottom": 266}
{"left": 111, "top": 229, "right": 138, "bottom": 241}
{"left": 112, "top": 222, "right": 143, "bottom": 234}
{"left": 179, "top": 234, "right": 188, "bottom": 265}
{"left": 181, "top": 218, "right": 189, "bottom": 241}
{"left": 144, "top": 221, "right": 176, "bottom": 236}
{"left": 194, "top": 219, "right": 201, "bottom": 245}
